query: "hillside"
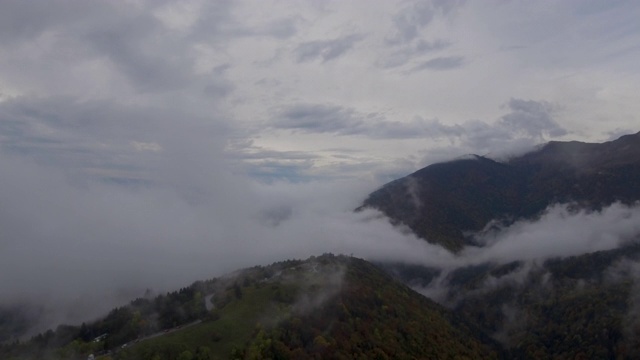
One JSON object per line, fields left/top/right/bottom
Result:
{"left": 359, "top": 131, "right": 640, "bottom": 251}
{"left": 0, "top": 254, "right": 503, "bottom": 360}
{"left": 382, "top": 242, "right": 640, "bottom": 359}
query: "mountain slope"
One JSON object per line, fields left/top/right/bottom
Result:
{"left": 381, "top": 243, "right": 640, "bottom": 359}
{"left": 234, "top": 255, "right": 503, "bottom": 359}
{"left": 1, "top": 254, "right": 503, "bottom": 360}
{"left": 359, "top": 131, "right": 640, "bottom": 251}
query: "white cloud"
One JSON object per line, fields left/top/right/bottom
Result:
{"left": 463, "top": 203, "right": 640, "bottom": 263}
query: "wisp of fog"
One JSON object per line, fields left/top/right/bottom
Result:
{"left": 2, "top": 137, "right": 640, "bottom": 335}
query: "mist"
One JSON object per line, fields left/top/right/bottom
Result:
{"left": 2, "top": 0, "right": 640, "bottom": 340}
{"left": 0, "top": 142, "right": 458, "bottom": 334}
{"left": 3, "top": 131, "right": 640, "bottom": 335}
{"left": 464, "top": 202, "right": 640, "bottom": 264}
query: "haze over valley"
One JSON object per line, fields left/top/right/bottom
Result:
{"left": 1, "top": 1, "right": 640, "bottom": 359}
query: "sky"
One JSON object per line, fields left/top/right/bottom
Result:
{"left": 1, "top": 0, "right": 640, "bottom": 334}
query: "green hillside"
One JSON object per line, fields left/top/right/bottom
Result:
{"left": 0, "top": 254, "right": 503, "bottom": 360}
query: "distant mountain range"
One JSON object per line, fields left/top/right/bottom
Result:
{"left": 359, "top": 131, "right": 640, "bottom": 251}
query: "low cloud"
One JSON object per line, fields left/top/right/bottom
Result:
{"left": 0, "top": 145, "right": 454, "bottom": 334}
{"left": 406, "top": 202, "right": 640, "bottom": 320}
{"left": 2, "top": 130, "right": 638, "bottom": 336}
{"left": 462, "top": 203, "right": 640, "bottom": 263}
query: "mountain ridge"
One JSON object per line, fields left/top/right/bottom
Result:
{"left": 0, "top": 254, "right": 504, "bottom": 360}
{"left": 359, "top": 131, "right": 640, "bottom": 251}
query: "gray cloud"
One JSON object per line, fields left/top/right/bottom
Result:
{"left": 84, "top": 16, "right": 192, "bottom": 91}
{"left": 81, "top": 6, "right": 235, "bottom": 95}
{"left": 386, "top": 1, "right": 436, "bottom": 45}
{"left": 385, "top": 0, "right": 465, "bottom": 45}
{"left": 272, "top": 104, "right": 362, "bottom": 133}
{"left": 189, "top": 2, "right": 299, "bottom": 40}
{"left": 270, "top": 103, "right": 463, "bottom": 139}
{"left": 230, "top": 148, "right": 319, "bottom": 161}
{"left": 295, "top": 34, "right": 364, "bottom": 63}
{"left": 414, "top": 38, "right": 451, "bottom": 53}
{"left": 436, "top": 98, "right": 567, "bottom": 161}
{"left": 0, "top": 1, "right": 98, "bottom": 46}
{"left": 245, "top": 161, "right": 317, "bottom": 184}
{"left": 380, "top": 1, "right": 463, "bottom": 71}
{"left": 260, "top": 17, "right": 299, "bottom": 39}
{"left": 269, "top": 99, "right": 565, "bottom": 152}
{"left": 411, "top": 56, "right": 465, "bottom": 71}
{"left": 228, "top": 145, "right": 321, "bottom": 183}
{"left": 0, "top": 1, "right": 240, "bottom": 96}
{"left": 500, "top": 99, "right": 567, "bottom": 139}
{"left": 378, "top": 39, "right": 451, "bottom": 68}
{"left": 0, "top": 96, "right": 213, "bottom": 182}
{"left": 606, "top": 128, "right": 636, "bottom": 141}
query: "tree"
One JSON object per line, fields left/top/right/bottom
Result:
{"left": 234, "top": 283, "right": 243, "bottom": 299}
{"left": 177, "top": 350, "right": 194, "bottom": 360}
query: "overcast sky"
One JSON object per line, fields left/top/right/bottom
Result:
{"left": 1, "top": 0, "right": 639, "bottom": 184}
{"left": 1, "top": 0, "right": 640, "bottom": 333}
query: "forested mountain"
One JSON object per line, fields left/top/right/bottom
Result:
{"left": 381, "top": 242, "right": 640, "bottom": 359}
{"left": 358, "top": 130, "right": 640, "bottom": 359}
{"left": 0, "top": 254, "right": 503, "bottom": 360}
{"left": 359, "top": 131, "right": 640, "bottom": 251}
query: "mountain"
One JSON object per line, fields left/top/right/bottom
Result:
{"left": 0, "top": 254, "right": 503, "bottom": 360}
{"left": 357, "top": 131, "right": 640, "bottom": 359}
{"left": 359, "top": 131, "right": 640, "bottom": 251}
{"left": 381, "top": 242, "right": 640, "bottom": 359}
